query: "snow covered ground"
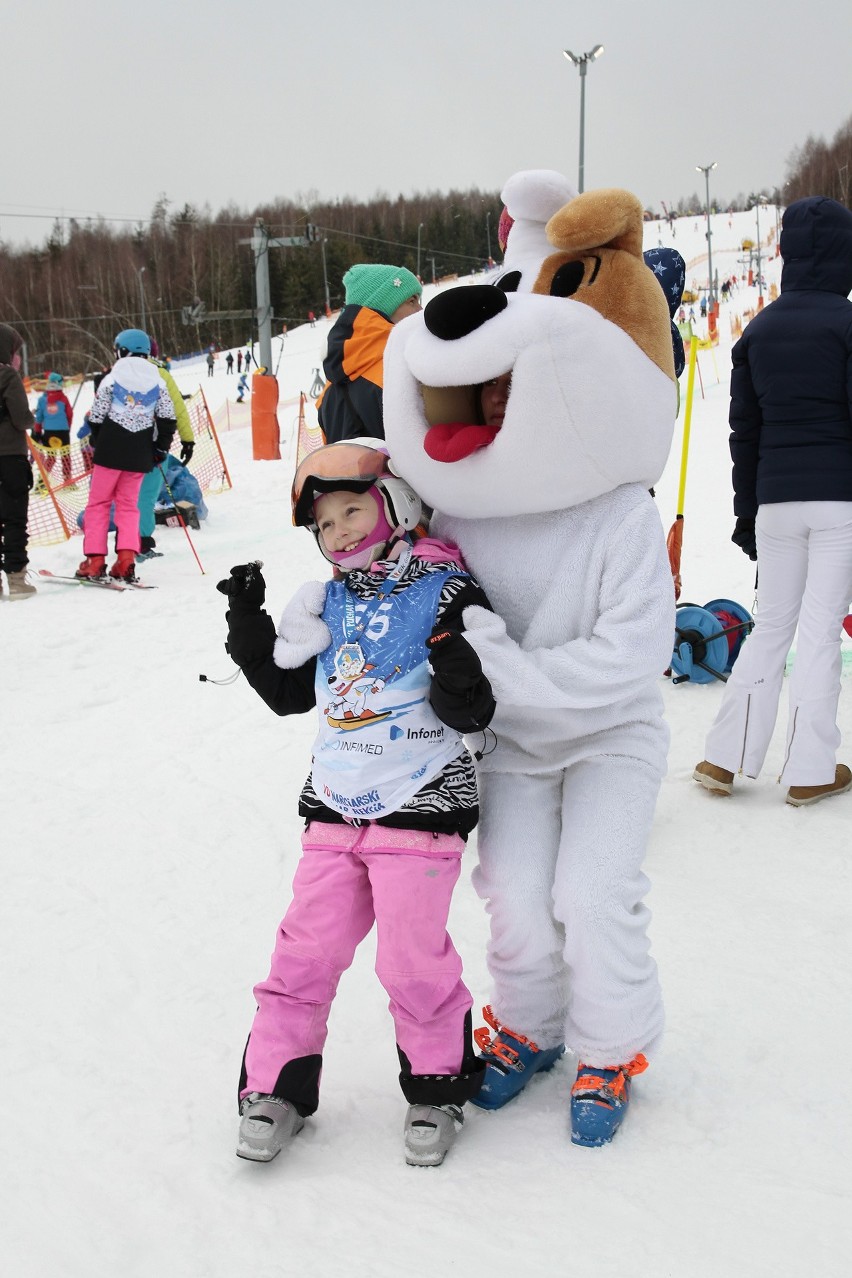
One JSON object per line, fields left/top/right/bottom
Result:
{"left": 3, "top": 208, "right": 851, "bottom": 1277}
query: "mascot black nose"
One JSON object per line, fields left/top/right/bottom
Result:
{"left": 424, "top": 285, "right": 508, "bottom": 341}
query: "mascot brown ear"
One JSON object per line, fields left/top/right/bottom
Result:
{"left": 532, "top": 187, "right": 676, "bottom": 383}
{"left": 544, "top": 189, "right": 645, "bottom": 258}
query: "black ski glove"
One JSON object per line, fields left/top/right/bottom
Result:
{"left": 426, "top": 628, "right": 485, "bottom": 692}
{"left": 153, "top": 448, "right": 168, "bottom": 465}
{"left": 180, "top": 440, "right": 195, "bottom": 465}
{"left": 426, "top": 627, "right": 495, "bottom": 731}
{"left": 217, "top": 562, "right": 266, "bottom": 614}
{"left": 731, "top": 517, "right": 757, "bottom": 561}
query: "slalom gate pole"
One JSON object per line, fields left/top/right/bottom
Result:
{"left": 666, "top": 336, "right": 699, "bottom": 600}
{"left": 677, "top": 337, "right": 699, "bottom": 519}
{"left": 157, "top": 463, "right": 205, "bottom": 575}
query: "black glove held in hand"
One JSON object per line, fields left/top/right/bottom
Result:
{"left": 731, "top": 517, "right": 757, "bottom": 561}
{"left": 216, "top": 561, "right": 266, "bottom": 613}
{"left": 180, "top": 440, "right": 195, "bottom": 464}
{"left": 426, "top": 628, "right": 484, "bottom": 692}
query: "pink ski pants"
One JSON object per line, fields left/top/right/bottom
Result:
{"left": 241, "top": 821, "right": 473, "bottom": 1101}
{"left": 83, "top": 465, "right": 144, "bottom": 555}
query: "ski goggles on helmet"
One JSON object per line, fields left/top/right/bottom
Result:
{"left": 291, "top": 442, "right": 391, "bottom": 527}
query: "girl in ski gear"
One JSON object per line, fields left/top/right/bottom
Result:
{"left": 222, "top": 441, "right": 495, "bottom": 1165}
{"left": 77, "top": 330, "right": 176, "bottom": 581}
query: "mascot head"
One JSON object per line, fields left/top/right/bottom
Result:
{"left": 383, "top": 172, "right": 677, "bottom": 519}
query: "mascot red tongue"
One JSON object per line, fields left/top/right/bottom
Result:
{"left": 424, "top": 422, "right": 499, "bottom": 462}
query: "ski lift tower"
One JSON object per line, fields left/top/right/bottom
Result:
{"left": 239, "top": 219, "right": 314, "bottom": 371}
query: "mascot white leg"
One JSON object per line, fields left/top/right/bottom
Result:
{"left": 474, "top": 756, "right": 663, "bottom": 1065}
{"left": 472, "top": 772, "right": 569, "bottom": 1047}
{"left": 555, "top": 755, "right": 664, "bottom": 1065}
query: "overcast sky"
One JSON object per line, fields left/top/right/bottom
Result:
{"left": 2, "top": 0, "right": 846, "bottom": 250}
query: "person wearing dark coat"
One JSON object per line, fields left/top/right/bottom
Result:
{"left": 694, "top": 196, "right": 852, "bottom": 807}
{"left": 0, "top": 323, "right": 36, "bottom": 596}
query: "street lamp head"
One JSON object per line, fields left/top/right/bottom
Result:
{"left": 564, "top": 45, "right": 603, "bottom": 64}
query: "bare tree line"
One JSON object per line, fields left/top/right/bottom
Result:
{"left": 0, "top": 189, "right": 503, "bottom": 374}
{"left": 2, "top": 116, "right": 850, "bottom": 377}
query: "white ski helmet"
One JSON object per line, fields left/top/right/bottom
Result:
{"left": 291, "top": 440, "right": 422, "bottom": 559}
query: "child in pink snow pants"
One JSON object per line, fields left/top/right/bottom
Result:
{"left": 83, "top": 465, "right": 145, "bottom": 554}
{"left": 246, "top": 822, "right": 468, "bottom": 1095}
{"left": 219, "top": 441, "right": 496, "bottom": 1167}
{"left": 77, "top": 329, "right": 176, "bottom": 581}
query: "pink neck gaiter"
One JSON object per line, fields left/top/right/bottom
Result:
{"left": 321, "top": 488, "right": 396, "bottom": 571}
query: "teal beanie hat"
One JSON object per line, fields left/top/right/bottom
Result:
{"left": 342, "top": 264, "right": 422, "bottom": 318}
{"left": 48, "top": 371, "right": 64, "bottom": 386}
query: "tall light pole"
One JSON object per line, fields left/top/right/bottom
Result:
{"left": 563, "top": 45, "right": 604, "bottom": 193}
{"left": 137, "top": 266, "right": 147, "bottom": 331}
{"left": 696, "top": 162, "right": 717, "bottom": 307}
{"left": 416, "top": 222, "right": 424, "bottom": 279}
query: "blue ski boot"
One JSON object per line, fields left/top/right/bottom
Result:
{"left": 470, "top": 1005, "right": 565, "bottom": 1111}
{"left": 570, "top": 1053, "right": 648, "bottom": 1147}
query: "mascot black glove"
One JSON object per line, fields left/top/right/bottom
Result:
{"left": 426, "top": 628, "right": 484, "bottom": 692}
{"left": 180, "top": 440, "right": 195, "bottom": 464}
{"left": 731, "top": 517, "right": 757, "bottom": 561}
{"left": 216, "top": 561, "right": 266, "bottom": 614}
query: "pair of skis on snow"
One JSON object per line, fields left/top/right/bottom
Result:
{"left": 37, "top": 569, "right": 156, "bottom": 592}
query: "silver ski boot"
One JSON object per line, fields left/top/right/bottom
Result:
{"left": 237, "top": 1093, "right": 304, "bottom": 1162}
{"left": 403, "top": 1103, "right": 464, "bottom": 1167}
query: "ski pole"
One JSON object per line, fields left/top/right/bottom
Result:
{"left": 157, "top": 462, "right": 205, "bottom": 575}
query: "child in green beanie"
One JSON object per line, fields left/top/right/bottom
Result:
{"left": 317, "top": 263, "right": 422, "bottom": 444}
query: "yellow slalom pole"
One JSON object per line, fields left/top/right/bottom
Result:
{"left": 676, "top": 336, "right": 699, "bottom": 518}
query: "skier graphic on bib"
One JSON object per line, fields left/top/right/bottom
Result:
{"left": 325, "top": 656, "right": 386, "bottom": 722}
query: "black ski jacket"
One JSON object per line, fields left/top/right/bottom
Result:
{"left": 729, "top": 196, "right": 852, "bottom": 518}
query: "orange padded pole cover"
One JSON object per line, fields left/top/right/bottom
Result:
{"left": 251, "top": 373, "right": 281, "bottom": 460}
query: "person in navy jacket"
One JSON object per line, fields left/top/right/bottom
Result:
{"left": 694, "top": 196, "right": 852, "bottom": 806}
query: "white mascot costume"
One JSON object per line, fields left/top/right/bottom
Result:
{"left": 383, "top": 171, "right": 678, "bottom": 1147}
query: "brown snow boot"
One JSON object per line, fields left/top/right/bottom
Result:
{"left": 6, "top": 569, "right": 36, "bottom": 597}
{"left": 786, "top": 764, "right": 852, "bottom": 807}
{"left": 692, "top": 760, "right": 734, "bottom": 795}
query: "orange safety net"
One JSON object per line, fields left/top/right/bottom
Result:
{"left": 295, "top": 391, "right": 326, "bottom": 469}
{"left": 27, "top": 389, "right": 232, "bottom": 547}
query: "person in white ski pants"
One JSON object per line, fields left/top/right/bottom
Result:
{"left": 703, "top": 501, "right": 852, "bottom": 786}
{"left": 697, "top": 196, "right": 852, "bottom": 801}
